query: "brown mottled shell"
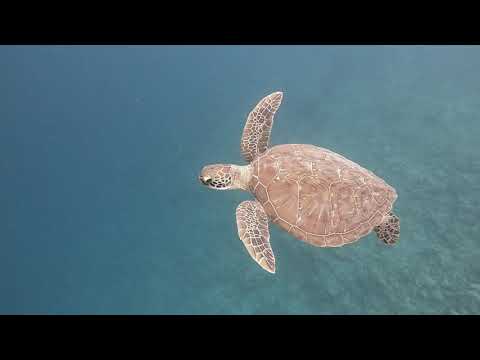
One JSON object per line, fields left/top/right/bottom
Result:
{"left": 249, "top": 144, "right": 398, "bottom": 247}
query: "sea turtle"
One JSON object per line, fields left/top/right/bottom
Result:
{"left": 199, "top": 91, "right": 399, "bottom": 274}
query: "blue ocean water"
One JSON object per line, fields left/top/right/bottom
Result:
{"left": 1, "top": 45, "right": 479, "bottom": 314}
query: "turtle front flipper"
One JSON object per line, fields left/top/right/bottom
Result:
{"left": 240, "top": 91, "right": 283, "bottom": 163}
{"left": 374, "top": 212, "right": 400, "bottom": 245}
{"left": 236, "top": 200, "right": 275, "bottom": 274}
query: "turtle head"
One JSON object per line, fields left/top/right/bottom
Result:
{"left": 199, "top": 164, "right": 236, "bottom": 190}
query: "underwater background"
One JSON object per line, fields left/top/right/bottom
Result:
{"left": 1, "top": 45, "right": 479, "bottom": 314}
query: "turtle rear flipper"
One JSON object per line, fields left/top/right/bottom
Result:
{"left": 374, "top": 212, "right": 400, "bottom": 245}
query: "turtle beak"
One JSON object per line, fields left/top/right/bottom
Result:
{"left": 199, "top": 175, "right": 211, "bottom": 185}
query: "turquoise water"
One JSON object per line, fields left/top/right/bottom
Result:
{"left": 1, "top": 45, "right": 479, "bottom": 314}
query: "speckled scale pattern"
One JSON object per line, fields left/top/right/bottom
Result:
{"left": 236, "top": 200, "right": 276, "bottom": 273}
{"left": 374, "top": 212, "right": 400, "bottom": 245}
{"left": 240, "top": 92, "right": 283, "bottom": 163}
